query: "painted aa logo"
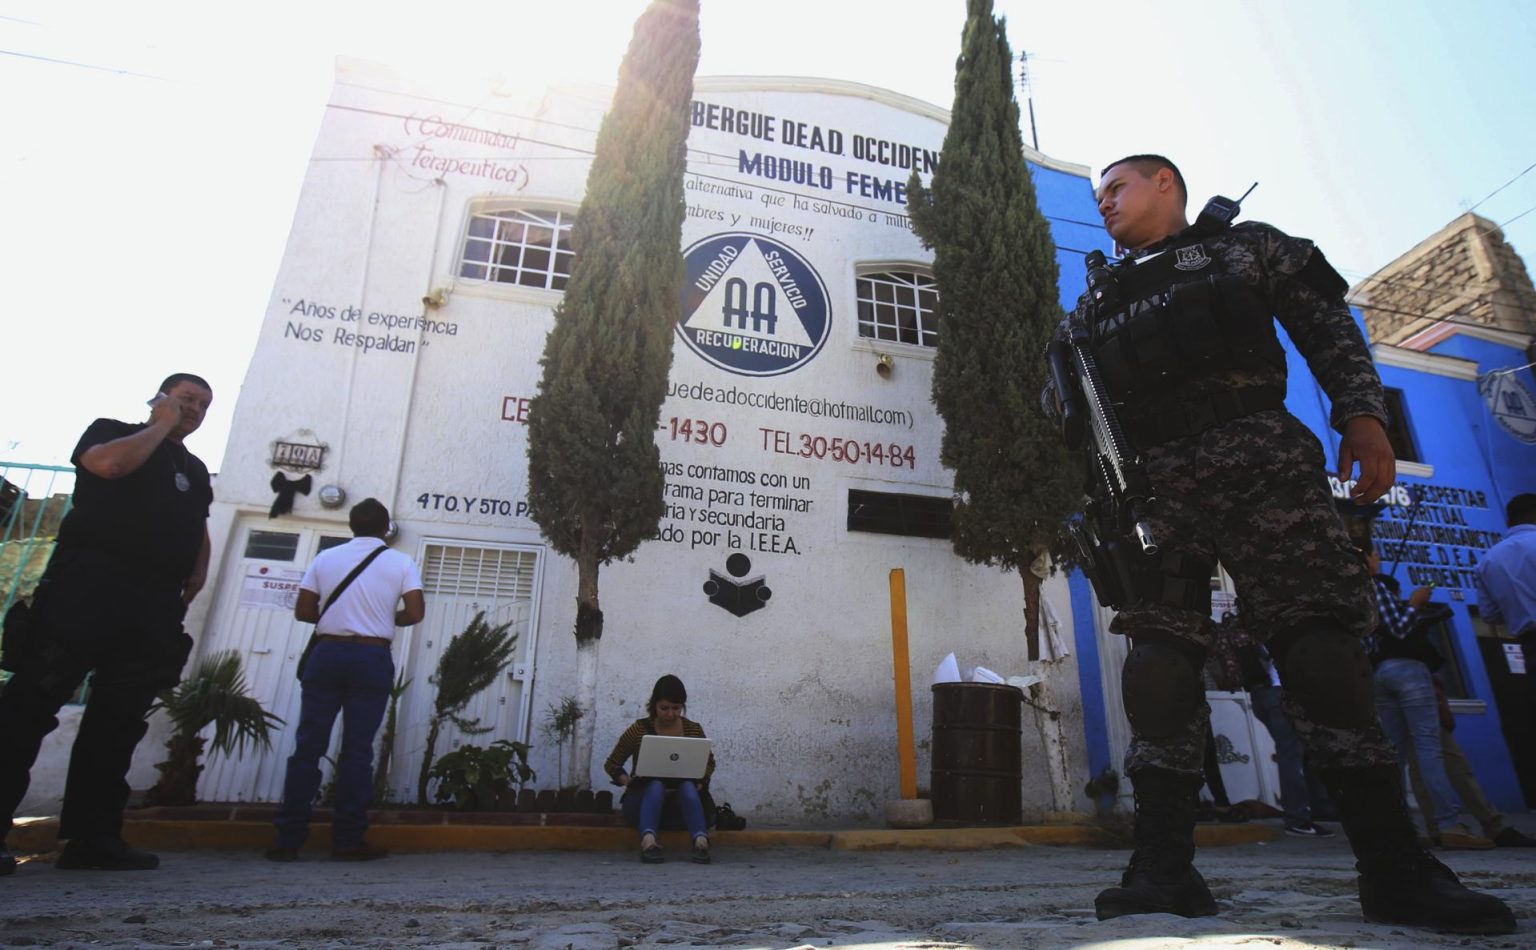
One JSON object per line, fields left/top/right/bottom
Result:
{"left": 1480, "top": 371, "right": 1536, "bottom": 444}
{"left": 678, "top": 233, "right": 830, "bottom": 376}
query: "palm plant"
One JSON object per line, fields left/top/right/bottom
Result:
{"left": 415, "top": 611, "right": 518, "bottom": 804}
{"left": 144, "top": 650, "right": 282, "bottom": 806}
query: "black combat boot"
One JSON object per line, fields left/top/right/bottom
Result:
{"left": 1321, "top": 765, "right": 1514, "bottom": 935}
{"left": 1095, "top": 768, "right": 1218, "bottom": 920}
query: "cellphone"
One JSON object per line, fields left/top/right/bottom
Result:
{"left": 147, "top": 392, "right": 169, "bottom": 407}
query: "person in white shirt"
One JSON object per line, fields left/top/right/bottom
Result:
{"left": 265, "top": 498, "right": 423, "bottom": 862}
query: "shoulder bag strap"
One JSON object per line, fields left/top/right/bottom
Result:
{"left": 317, "top": 545, "right": 388, "bottom": 622}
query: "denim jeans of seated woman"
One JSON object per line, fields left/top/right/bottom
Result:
{"left": 1374, "top": 657, "right": 1462, "bottom": 828}
{"left": 622, "top": 778, "right": 708, "bottom": 840}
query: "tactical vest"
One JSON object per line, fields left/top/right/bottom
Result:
{"left": 1088, "top": 237, "right": 1285, "bottom": 405}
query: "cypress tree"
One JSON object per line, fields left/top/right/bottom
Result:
{"left": 525, "top": 0, "right": 700, "bottom": 787}
{"left": 908, "top": 0, "right": 1080, "bottom": 657}
{"left": 908, "top": 0, "right": 1083, "bottom": 810}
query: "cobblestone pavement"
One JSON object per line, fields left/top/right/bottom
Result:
{"left": 3, "top": 836, "right": 1533, "bottom": 949}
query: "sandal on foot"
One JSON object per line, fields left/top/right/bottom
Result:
{"left": 640, "top": 844, "right": 664, "bottom": 864}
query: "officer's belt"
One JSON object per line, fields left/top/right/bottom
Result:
{"left": 1126, "top": 386, "right": 1283, "bottom": 450}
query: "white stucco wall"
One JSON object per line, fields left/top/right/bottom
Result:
{"left": 179, "top": 59, "right": 1092, "bottom": 826}
{"left": 16, "top": 710, "right": 171, "bottom": 818}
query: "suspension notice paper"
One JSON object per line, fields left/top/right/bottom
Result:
{"left": 240, "top": 567, "right": 305, "bottom": 610}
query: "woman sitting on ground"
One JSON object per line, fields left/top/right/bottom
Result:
{"left": 603, "top": 674, "right": 715, "bottom": 864}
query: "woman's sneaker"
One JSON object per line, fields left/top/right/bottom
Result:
{"left": 1285, "top": 821, "right": 1335, "bottom": 838}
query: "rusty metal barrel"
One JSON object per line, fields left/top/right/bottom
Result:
{"left": 929, "top": 682, "right": 1024, "bottom": 825}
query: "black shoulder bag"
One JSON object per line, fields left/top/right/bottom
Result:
{"left": 295, "top": 545, "right": 388, "bottom": 682}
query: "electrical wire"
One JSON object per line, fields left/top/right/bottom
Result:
{"left": 0, "top": 47, "right": 165, "bottom": 80}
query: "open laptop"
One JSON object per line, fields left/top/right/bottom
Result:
{"left": 634, "top": 735, "right": 712, "bottom": 780}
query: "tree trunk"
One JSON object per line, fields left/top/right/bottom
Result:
{"left": 145, "top": 733, "right": 206, "bottom": 807}
{"left": 569, "top": 551, "right": 604, "bottom": 791}
{"left": 1029, "top": 678, "right": 1073, "bottom": 812}
{"left": 1023, "top": 563, "right": 1041, "bottom": 662}
{"left": 1021, "top": 572, "right": 1073, "bottom": 812}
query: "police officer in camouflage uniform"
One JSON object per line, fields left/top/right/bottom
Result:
{"left": 1056, "top": 155, "right": 1512, "bottom": 934}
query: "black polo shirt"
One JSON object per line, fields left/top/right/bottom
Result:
{"left": 53, "top": 419, "right": 213, "bottom": 586}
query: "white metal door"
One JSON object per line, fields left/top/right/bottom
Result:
{"left": 387, "top": 539, "right": 543, "bottom": 804}
{"left": 197, "top": 522, "right": 350, "bottom": 802}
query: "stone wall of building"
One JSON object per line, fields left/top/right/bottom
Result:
{"left": 1350, "top": 212, "right": 1536, "bottom": 347}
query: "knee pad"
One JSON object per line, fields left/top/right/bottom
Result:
{"left": 1270, "top": 628, "right": 1375, "bottom": 729}
{"left": 1121, "top": 640, "right": 1206, "bottom": 738}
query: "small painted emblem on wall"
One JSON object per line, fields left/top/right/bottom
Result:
{"left": 1479, "top": 371, "right": 1536, "bottom": 444}
{"left": 703, "top": 553, "right": 772, "bottom": 618}
{"left": 677, "top": 232, "right": 831, "bottom": 376}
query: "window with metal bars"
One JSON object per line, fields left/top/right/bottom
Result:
{"left": 855, "top": 270, "right": 939, "bottom": 347}
{"left": 421, "top": 543, "right": 539, "bottom": 601}
{"left": 847, "top": 489, "right": 953, "bottom": 538}
{"left": 458, "top": 206, "right": 576, "bottom": 291}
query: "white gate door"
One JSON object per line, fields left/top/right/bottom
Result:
{"left": 388, "top": 539, "right": 543, "bottom": 805}
{"left": 198, "top": 521, "right": 351, "bottom": 803}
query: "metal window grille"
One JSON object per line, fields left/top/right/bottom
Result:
{"left": 847, "top": 489, "right": 953, "bottom": 538}
{"left": 855, "top": 270, "right": 939, "bottom": 347}
{"left": 458, "top": 207, "right": 576, "bottom": 291}
{"left": 243, "top": 530, "right": 301, "bottom": 561}
{"left": 421, "top": 544, "right": 538, "bottom": 602}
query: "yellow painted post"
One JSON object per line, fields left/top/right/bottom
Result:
{"left": 889, "top": 568, "right": 917, "bottom": 799}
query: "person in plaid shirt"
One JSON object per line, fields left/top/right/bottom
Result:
{"left": 1365, "top": 546, "right": 1489, "bottom": 849}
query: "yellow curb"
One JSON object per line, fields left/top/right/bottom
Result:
{"left": 1016, "top": 825, "right": 1120, "bottom": 846}
{"left": 9, "top": 818, "right": 1277, "bottom": 854}
{"left": 1195, "top": 823, "right": 1281, "bottom": 846}
{"left": 834, "top": 827, "right": 1027, "bottom": 851}
{"left": 833, "top": 825, "right": 1125, "bottom": 851}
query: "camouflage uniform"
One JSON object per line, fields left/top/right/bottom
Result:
{"left": 1064, "top": 208, "right": 1513, "bottom": 934}
{"left": 1063, "top": 221, "right": 1399, "bottom": 778}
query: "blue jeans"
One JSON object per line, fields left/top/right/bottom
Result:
{"left": 1249, "top": 685, "right": 1312, "bottom": 826}
{"left": 273, "top": 641, "right": 393, "bottom": 849}
{"left": 1374, "top": 658, "right": 1461, "bottom": 827}
{"left": 621, "top": 779, "right": 707, "bottom": 841}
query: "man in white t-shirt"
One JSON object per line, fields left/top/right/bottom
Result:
{"left": 266, "top": 498, "right": 423, "bottom": 862}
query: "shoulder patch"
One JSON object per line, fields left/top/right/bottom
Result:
{"left": 1296, "top": 248, "right": 1348, "bottom": 301}
{"left": 1174, "top": 244, "right": 1212, "bottom": 271}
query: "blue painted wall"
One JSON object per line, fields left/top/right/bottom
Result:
{"left": 1029, "top": 159, "right": 1121, "bottom": 782}
{"left": 1248, "top": 322, "right": 1535, "bottom": 810}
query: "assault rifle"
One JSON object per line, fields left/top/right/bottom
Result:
{"left": 1046, "top": 249, "right": 1158, "bottom": 609}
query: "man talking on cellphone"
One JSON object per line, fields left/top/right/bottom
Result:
{"left": 0, "top": 374, "right": 214, "bottom": 874}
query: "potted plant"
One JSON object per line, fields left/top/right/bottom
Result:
{"left": 415, "top": 610, "right": 518, "bottom": 804}
{"left": 143, "top": 650, "right": 282, "bottom": 806}
{"left": 539, "top": 695, "right": 584, "bottom": 791}
{"left": 427, "top": 739, "right": 535, "bottom": 811}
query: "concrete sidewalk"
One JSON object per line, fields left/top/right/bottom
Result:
{"left": 8, "top": 804, "right": 1279, "bottom": 856}
{"left": 4, "top": 832, "right": 1531, "bottom": 949}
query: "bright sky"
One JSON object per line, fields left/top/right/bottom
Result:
{"left": 3, "top": 0, "right": 1534, "bottom": 468}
